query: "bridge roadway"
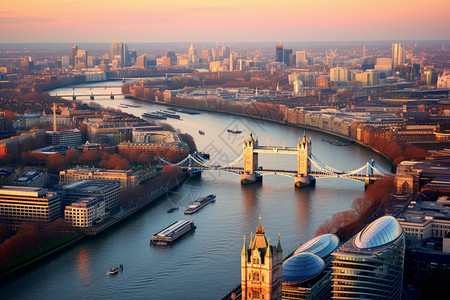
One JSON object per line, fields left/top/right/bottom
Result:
{"left": 253, "top": 146, "right": 297, "bottom": 154}
{"left": 56, "top": 93, "right": 123, "bottom": 97}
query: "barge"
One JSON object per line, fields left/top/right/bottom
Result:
{"left": 150, "top": 220, "right": 195, "bottom": 245}
{"left": 142, "top": 112, "right": 167, "bottom": 120}
{"left": 184, "top": 194, "right": 216, "bottom": 214}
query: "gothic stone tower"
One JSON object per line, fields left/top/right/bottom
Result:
{"left": 294, "top": 131, "right": 315, "bottom": 188}
{"left": 242, "top": 131, "right": 261, "bottom": 184}
{"left": 241, "top": 216, "right": 283, "bottom": 300}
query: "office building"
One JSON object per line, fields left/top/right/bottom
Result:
{"left": 47, "top": 129, "right": 83, "bottom": 147}
{"left": 283, "top": 48, "right": 293, "bottom": 66}
{"left": 241, "top": 216, "right": 283, "bottom": 300}
{"left": 276, "top": 44, "right": 284, "bottom": 63}
{"left": 70, "top": 44, "right": 78, "bottom": 68}
{"left": 329, "top": 67, "right": 350, "bottom": 83}
{"left": 331, "top": 216, "right": 405, "bottom": 299}
{"left": 0, "top": 186, "right": 61, "bottom": 230}
{"left": 60, "top": 167, "right": 155, "bottom": 190}
{"left": 135, "top": 54, "right": 147, "bottom": 68}
{"left": 75, "top": 50, "right": 88, "bottom": 69}
{"left": 110, "top": 40, "right": 130, "bottom": 67}
{"left": 64, "top": 196, "right": 106, "bottom": 228}
{"left": 392, "top": 43, "right": 405, "bottom": 71}
{"left": 13, "top": 169, "right": 48, "bottom": 188}
{"left": 62, "top": 179, "right": 121, "bottom": 211}
{"left": 296, "top": 51, "right": 307, "bottom": 67}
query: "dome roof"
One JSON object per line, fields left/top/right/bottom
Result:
{"left": 354, "top": 216, "right": 402, "bottom": 249}
{"left": 282, "top": 252, "right": 325, "bottom": 284}
{"left": 294, "top": 233, "right": 339, "bottom": 258}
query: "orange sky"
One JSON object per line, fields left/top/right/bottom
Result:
{"left": 1, "top": 0, "right": 449, "bottom": 42}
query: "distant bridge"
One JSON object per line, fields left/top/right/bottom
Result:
{"left": 55, "top": 91, "right": 121, "bottom": 100}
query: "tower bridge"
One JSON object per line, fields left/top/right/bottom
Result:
{"left": 159, "top": 131, "right": 392, "bottom": 188}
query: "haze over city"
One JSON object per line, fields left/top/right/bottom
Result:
{"left": 2, "top": 0, "right": 450, "bottom": 43}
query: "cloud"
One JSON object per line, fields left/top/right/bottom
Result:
{"left": 0, "top": 16, "right": 56, "bottom": 24}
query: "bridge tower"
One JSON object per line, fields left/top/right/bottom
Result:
{"left": 364, "top": 159, "right": 375, "bottom": 189}
{"left": 241, "top": 131, "right": 261, "bottom": 184}
{"left": 294, "top": 132, "right": 315, "bottom": 188}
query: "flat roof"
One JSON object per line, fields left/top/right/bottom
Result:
{"left": 0, "top": 186, "right": 47, "bottom": 197}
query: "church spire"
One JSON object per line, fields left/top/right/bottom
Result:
{"left": 256, "top": 215, "right": 264, "bottom": 234}
{"left": 277, "top": 233, "right": 283, "bottom": 252}
{"left": 242, "top": 235, "right": 247, "bottom": 255}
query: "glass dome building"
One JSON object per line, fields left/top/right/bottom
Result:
{"left": 294, "top": 233, "right": 340, "bottom": 259}
{"left": 282, "top": 234, "right": 340, "bottom": 300}
{"left": 331, "top": 216, "right": 405, "bottom": 299}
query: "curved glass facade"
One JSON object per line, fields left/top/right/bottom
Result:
{"left": 354, "top": 216, "right": 402, "bottom": 249}
{"left": 294, "top": 233, "right": 340, "bottom": 258}
{"left": 282, "top": 252, "right": 325, "bottom": 284}
{"left": 331, "top": 216, "right": 405, "bottom": 299}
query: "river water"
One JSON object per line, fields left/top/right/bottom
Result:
{"left": 0, "top": 81, "right": 390, "bottom": 299}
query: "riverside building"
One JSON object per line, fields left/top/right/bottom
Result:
{"left": 60, "top": 167, "right": 155, "bottom": 190}
{"left": 331, "top": 216, "right": 405, "bottom": 299}
{"left": 64, "top": 196, "right": 106, "bottom": 228}
{"left": 0, "top": 186, "right": 61, "bottom": 230}
{"left": 62, "top": 180, "right": 120, "bottom": 212}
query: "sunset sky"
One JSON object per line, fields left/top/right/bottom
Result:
{"left": 1, "top": 0, "right": 449, "bottom": 43}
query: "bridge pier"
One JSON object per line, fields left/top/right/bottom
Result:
{"left": 364, "top": 177, "right": 375, "bottom": 189}
{"left": 241, "top": 173, "right": 262, "bottom": 185}
{"left": 90, "top": 93, "right": 94, "bottom": 100}
{"left": 294, "top": 175, "right": 316, "bottom": 188}
{"left": 110, "top": 93, "right": 114, "bottom": 99}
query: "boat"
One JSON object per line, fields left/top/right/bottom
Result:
{"left": 199, "top": 130, "right": 205, "bottom": 135}
{"left": 227, "top": 129, "right": 242, "bottom": 134}
{"left": 157, "top": 110, "right": 181, "bottom": 119}
{"left": 127, "top": 104, "right": 142, "bottom": 108}
{"left": 108, "top": 264, "right": 123, "bottom": 275}
{"left": 167, "top": 107, "right": 200, "bottom": 115}
{"left": 142, "top": 112, "right": 167, "bottom": 120}
{"left": 118, "top": 104, "right": 128, "bottom": 108}
{"left": 151, "top": 220, "right": 196, "bottom": 245}
{"left": 184, "top": 194, "right": 216, "bottom": 214}
{"left": 167, "top": 207, "right": 179, "bottom": 213}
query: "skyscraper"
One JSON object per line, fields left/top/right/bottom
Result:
{"left": 392, "top": 43, "right": 405, "bottom": 71}
{"left": 296, "top": 51, "right": 307, "bottom": 67}
{"left": 70, "top": 45, "right": 78, "bottom": 68}
{"left": 275, "top": 44, "right": 283, "bottom": 63}
{"left": 283, "top": 48, "right": 292, "bottom": 66}
{"left": 241, "top": 216, "right": 283, "bottom": 300}
{"left": 110, "top": 40, "right": 130, "bottom": 67}
{"left": 331, "top": 216, "right": 405, "bottom": 299}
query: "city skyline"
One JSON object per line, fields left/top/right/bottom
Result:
{"left": 1, "top": 0, "right": 450, "bottom": 43}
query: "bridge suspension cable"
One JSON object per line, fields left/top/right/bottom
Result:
{"left": 310, "top": 154, "right": 342, "bottom": 173}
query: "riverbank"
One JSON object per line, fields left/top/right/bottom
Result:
{"left": 0, "top": 172, "right": 189, "bottom": 279}
{"left": 83, "top": 172, "right": 188, "bottom": 236}
{"left": 0, "top": 233, "right": 84, "bottom": 280}
{"left": 126, "top": 95, "right": 393, "bottom": 165}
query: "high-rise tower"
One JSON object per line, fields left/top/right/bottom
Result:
{"left": 331, "top": 216, "right": 405, "bottom": 299}
{"left": 70, "top": 45, "right": 78, "bottom": 68}
{"left": 241, "top": 216, "right": 283, "bottom": 300}
{"left": 275, "top": 44, "right": 283, "bottom": 63}
{"left": 392, "top": 43, "right": 405, "bottom": 72}
{"left": 110, "top": 40, "right": 130, "bottom": 67}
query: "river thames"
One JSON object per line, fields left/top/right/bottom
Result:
{"left": 0, "top": 81, "right": 391, "bottom": 299}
